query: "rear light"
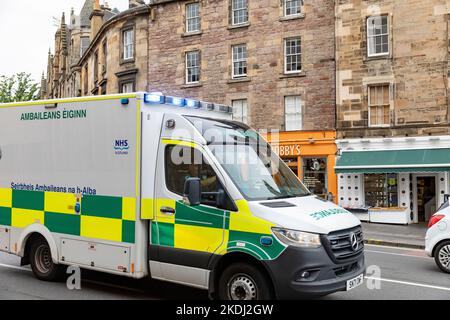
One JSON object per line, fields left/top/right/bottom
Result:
{"left": 428, "top": 214, "right": 445, "bottom": 228}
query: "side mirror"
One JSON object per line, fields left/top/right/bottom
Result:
{"left": 216, "top": 189, "right": 226, "bottom": 209}
{"left": 183, "top": 177, "right": 201, "bottom": 206}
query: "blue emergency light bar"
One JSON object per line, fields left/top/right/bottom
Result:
{"left": 166, "top": 96, "right": 186, "bottom": 107}
{"left": 186, "top": 99, "right": 201, "bottom": 109}
{"left": 143, "top": 93, "right": 231, "bottom": 113}
{"left": 144, "top": 93, "right": 165, "bottom": 104}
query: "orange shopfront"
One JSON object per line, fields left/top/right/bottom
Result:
{"left": 265, "top": 131, "right": 338, "bottom": 203}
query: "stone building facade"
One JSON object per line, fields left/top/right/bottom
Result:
{"left": 147, "top": 0, "right": 336, "bottom": 131}
{"left": 43, "top": 0, "right": 150, "bottom": 99}
{"left": 336, "top": 0, "right": 450, "bottom": 138}
{"left": 43, "top": 0, "right": 336, "bottom": 132}
{"left": 335, "top": 1, "right": 450, "bottom": 225}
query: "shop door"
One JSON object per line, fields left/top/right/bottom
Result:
{"left": 416, "top": 176, "right": 436, "bottom": 222}
{"left": 302, "top": 158, "right": 328, "bottom": 199}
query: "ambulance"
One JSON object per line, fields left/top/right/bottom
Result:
{"left": 0, "top": 93, "right": 365, "bottom": 300}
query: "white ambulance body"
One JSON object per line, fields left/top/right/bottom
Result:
{"left": 0, "top": 93, "right": 365, "bottom": 299}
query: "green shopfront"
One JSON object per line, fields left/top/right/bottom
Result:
{"left": 335, "top": 136, "right": 450, "bottom": 225}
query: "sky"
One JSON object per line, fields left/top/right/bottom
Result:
{"left": 0, "top": 0, "right": 129, "bottom": 83}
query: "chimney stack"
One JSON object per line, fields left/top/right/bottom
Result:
{"left": 101, "top": 1, "right": 111, "bottom": 11}
{"left": 90, "top": 0, "right": 104, "bottom": 40}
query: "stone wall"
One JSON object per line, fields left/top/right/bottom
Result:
{"left": 336, "top": 0, "right": 450, "bottom": 138}
{"left": 79, "top": 11, "right": 149, "bottom": 95}
{"left": 147, "top": 0, "right": 336, "bottom": 131}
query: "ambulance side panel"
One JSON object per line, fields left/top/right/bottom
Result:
{"left": 0, "top": 97, "right": 143, "bottom": 277}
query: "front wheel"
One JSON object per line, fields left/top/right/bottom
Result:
{"left": 435, "top": 241, "right": 450, "bottom": 274}
{"left": 218, "top": 263, "right": 274, "bottom": 300}
{"left": 29, "top": 237, "right": 65, "bottom": 281}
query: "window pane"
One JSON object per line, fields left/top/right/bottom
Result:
{"left": 186, "top": 3, "right": 200, "bottom": 32}
{"left": 285, "top": 96, "right": 302, "bottom": 131}
{"left": 364, "top": 174, "right": 398, "bottom": 208}
{"left": 368, "top": 84, "right": 390, "bottom": 126}
{"left": 232, "top": 99, "right": 248, "bottom": 123}
{"left": 123, "top": 30, "right": 134, "bottom": 60}
{"left": 383, "top": 105, "right": 390, "bottom": 123}
{"left": 186, "top": 51, "right": 200, "bottom": 83}
{"left": 302, "top": 158, "right": 328, "bottom": 198}
{"left": 165, "top": 145, "right": 218, "bottom": 195}
{"left": 367, "top": 16, "right": 389, "bottom": 56}
{"left": 382, "top": 86, "right": 389, "bottom": 104}
{"left": 232, "top": 44, "right": 247, "bottom": 77}
{"left": 232, "top": 0, "right": 248, "bottom": 25}
{"left": 80, "top": 37, "right": 90, "bottom": 56}
{"left": 122, "top": 82, "right": 133, "bottom": 93}
{"left": 369, "top": 86, "right": 377, "bottom": 105}
{"left": 285, "top": 38, "right": 301, "bottom": 72}
{"left": 285, "top": 0, "right": 301, "bottom": 16}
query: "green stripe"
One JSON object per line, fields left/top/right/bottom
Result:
{"left": 0, "top": 207, "right": 11, "bottom": 226}
{"left": 151, "top": 221, "right": 159, "bottom": 245}
{"left": 122, "top": 220, "right": 135, "bottom": 243}
{"left": 158, "top": 222, "right": 174, "bottom": 247}
{"left": 45, "top": 212, "right": 80, "bottom": 236}
{"left": 224, "top": 211, "right": 230, "bottom": 229}
{"left": 81, "top": 195, "right": 122, "bottom": 219}
{"left": 175, "top": 202, "right": 226, "bottom": 229}
{"left": 228, "top": 230, "right": 285, "bottom": 260}
{"left": 12, "top": 190, "right": 44, "bottom": 211}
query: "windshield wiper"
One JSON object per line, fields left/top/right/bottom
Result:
{"left": 266, "top": 194, "right": 310, "bottom": 200}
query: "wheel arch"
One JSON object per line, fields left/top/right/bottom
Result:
{"left": 17, "top": 224, "right": 59, "bottom": 264}
{"left": 432, "top": 238, "right": 450, "bottom": 257}
{"left": 208, "top": 251, "right": 276, "bottom": 299}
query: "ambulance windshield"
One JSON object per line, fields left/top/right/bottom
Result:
{"left": 185, "top": 116, "right": 310, "bottom": 201}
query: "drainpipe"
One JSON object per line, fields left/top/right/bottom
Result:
{"left": 447, "top": 15, "right": 450, "bottom": 124}
{"left": 334, "top": 0, "right": 339, "bottom": 136}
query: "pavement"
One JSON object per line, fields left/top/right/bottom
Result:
{"left": 0, "top": 244, "right": 449, "bottom": 300}
{"left": 362, "top": 222, "right": 427, "bottom": 249}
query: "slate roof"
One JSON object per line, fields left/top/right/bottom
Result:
{"left": 80, "top": 0, "right": 94, "bottom": 27}
{"left": 103, "top": 9, "right": 118, "bottom": 22}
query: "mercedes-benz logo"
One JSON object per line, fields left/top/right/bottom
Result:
{"left": 350, "top": 233, "right": 358, "bottom": 251}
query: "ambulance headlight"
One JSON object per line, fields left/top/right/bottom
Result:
{"left": 272, "top": 228, "right": 321, "bottom": 248}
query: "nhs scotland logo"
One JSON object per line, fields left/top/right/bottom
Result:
{"left": 114, "top": 139, "right": 129, "bottom": 155}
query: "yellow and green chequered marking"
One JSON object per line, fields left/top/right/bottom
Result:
{"left": 151, "top": 200, "right": 286, "bottom": 261}
{"left": 0, "top": 188, "right": 136, "bottom": 244}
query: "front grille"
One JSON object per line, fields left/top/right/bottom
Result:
{"left": 322, "top": 226, "right": 364, "bottom": 262}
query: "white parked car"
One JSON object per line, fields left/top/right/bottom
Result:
{"left": 426, "top": 195, "right": 450, "bottom": 273}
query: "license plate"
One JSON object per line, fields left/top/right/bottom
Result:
{"left": 346, "top": 274, "right": 364, "bottom": 291}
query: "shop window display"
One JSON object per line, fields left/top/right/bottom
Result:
{"left": 302, "top": 158, "right": 327, "bottom": 198}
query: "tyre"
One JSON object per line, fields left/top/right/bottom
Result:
{"left": 218, "top": 262, "right": 274, "bottom": 300}
{"left": 29, "top": 237, "right": 65, "bottom": 281}
{"left": 434, "top": 240, "right": 450, "bottom": 274}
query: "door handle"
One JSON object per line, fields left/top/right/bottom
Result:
{"left": 160, "top": 206, "right": 175, "bottom": 215}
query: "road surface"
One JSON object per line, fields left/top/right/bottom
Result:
{"left": 0, "top": 244, "right": 449, "bottom": 300}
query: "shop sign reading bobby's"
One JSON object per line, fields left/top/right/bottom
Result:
{"left": 272, "top": 144, "right": 301, "bottom": 157}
